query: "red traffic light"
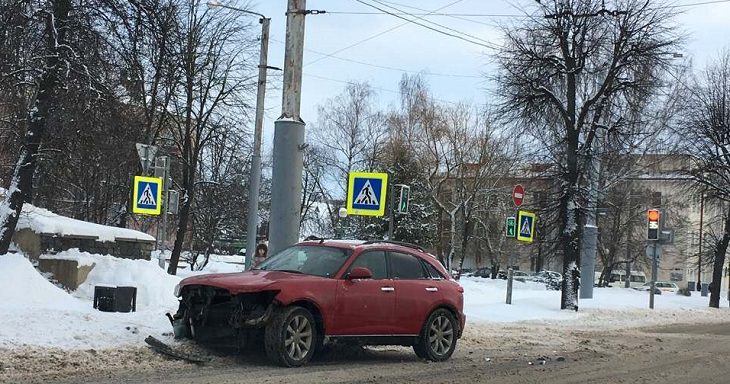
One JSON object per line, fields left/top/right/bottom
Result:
{"left": 647, "top": 209, "right": 661, "bottom": 222}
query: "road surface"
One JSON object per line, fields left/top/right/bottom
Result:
{"left": 3, "top": 322, "right": 729, "bottom": 384}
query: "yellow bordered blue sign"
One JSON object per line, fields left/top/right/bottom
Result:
{"left": 346, "top": 172, "right": 388, "bottom": 217}
{"left": 132, "top": 175, "right": 163, "bottom": 215}
{"left": 517, "top": 210, "right": 536, "bottom": 243}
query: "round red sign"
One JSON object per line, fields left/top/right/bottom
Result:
{"left": 512, "top": 184, "right": 525, "bottom": 207}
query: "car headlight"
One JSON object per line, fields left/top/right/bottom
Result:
{"left": 174, "top": 283, "right": 182, "bottom": 297}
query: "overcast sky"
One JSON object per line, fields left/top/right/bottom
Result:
{"left": 233, "top": 0, "right": 730, "bottom": 152}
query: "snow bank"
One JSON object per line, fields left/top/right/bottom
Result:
{"left": 41, "top": 249, "right": 181, "bottom": 309}
{"left": 0, "top": 253, "right": 87, "bottom": 311}
{"left": 461, "top": 276, "right": 730, "bottom": 326}
{"left": 0, "top": 253, "right": 174, "bottom": 350}
{"left": 17, "top": 204, "right": 154, "bottom": 242}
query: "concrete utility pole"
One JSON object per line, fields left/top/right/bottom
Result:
{"left": 244, "top": 17, "right": 271, "bottom": 270}
{"left": 269, "top": 0, "right": 307, "bottom": 255}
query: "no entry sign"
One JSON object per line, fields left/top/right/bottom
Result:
{"left": 512, "top": 184, "right": 525, "bottom": 207}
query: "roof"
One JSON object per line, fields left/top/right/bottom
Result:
{"left": 17, "top": 204, "right": 155, "bottom": 243}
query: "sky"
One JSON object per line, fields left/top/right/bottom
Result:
{"left": 228, "top": 0, "right": 730, "bottom": 153}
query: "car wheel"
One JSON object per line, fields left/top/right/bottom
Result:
{"left": 413, "top": 308, "right": 458, "bottom": 361}
{"left": 264, "top": 306, "right": 318, "bottom": 367}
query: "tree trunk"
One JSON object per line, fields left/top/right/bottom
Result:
{"left": 709, "top": 205, "right": 730, "bottom": 308}
{"left": 0, "top": 0, "right": 71, "bottom": 254}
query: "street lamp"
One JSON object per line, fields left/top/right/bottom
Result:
{"left": 207, "top": 0, "right": 271, "bottom": 270}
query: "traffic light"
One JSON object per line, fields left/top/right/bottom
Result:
{"left": 505, "top": 217, "right": 516, "bottom": 238}
{"left": 647, "top": 209, "right": 661, "bottom": 240}
{"left": 397, "top": 185, "right": 410, "bottom": 214}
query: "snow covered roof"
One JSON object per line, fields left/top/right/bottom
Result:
{"left": 17, "top": 204, "right": 155, "bottom": 243}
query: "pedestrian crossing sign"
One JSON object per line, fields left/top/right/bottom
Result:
{"left": 517, "top": 210, "right": 536, "bottom": 243}
{"left": 132, "top": 176, "right": 163, "bottom": 215}
{"left": 346, "top": 172, "right": 388, "bottom": 217}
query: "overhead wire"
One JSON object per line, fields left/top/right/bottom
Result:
{"left": 353, "top": 0, "right": 501, "bottom": 51}
{"left": 303, "top": 0, "right": 465, "bottom": 67}
{"left": 270, "top": 37, "right": 481, "bottom": 79}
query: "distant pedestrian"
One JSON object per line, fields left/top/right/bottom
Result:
{"left": 253, "top": 243, "right": 268, "bottom": 267}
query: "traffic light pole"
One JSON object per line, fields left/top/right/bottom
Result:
{"left": 649, "top": 241, "right": 658, "bottom": 309}
{"left": 387, "top": 182, "right": 394, "bottom": 240}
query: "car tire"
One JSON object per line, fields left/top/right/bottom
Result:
{"left": 264, "top": 306, "right": 318, "bottom": 367}
{"left": 413, "top": 308, "right": 458, "bottom": 362}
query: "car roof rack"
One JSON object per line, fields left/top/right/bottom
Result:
{"left": 362, "top": 239, "right": 425, "bottom": 252}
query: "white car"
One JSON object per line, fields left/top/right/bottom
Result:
{"left": 634, "top": 281, "right": 679, "bottom": 294}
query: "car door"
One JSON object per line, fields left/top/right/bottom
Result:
{"left": 331, "top": 250, "right": 395, "bottom": 335}
{"left": 389, "top": 251, "right": 442, "bottom": 335}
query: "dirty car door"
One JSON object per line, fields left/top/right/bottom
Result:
{"left": 331, "top": 250, "right": 395, "bottom": 335}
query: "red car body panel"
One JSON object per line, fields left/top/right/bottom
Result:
{"left": 177, "top": 241, "right": 465, "bottom": 337}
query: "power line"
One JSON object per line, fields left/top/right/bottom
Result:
{"left": 271, "top": 37, "right": 481, "bottom": 79}
{"left": 354, "top": 0, "right": 501, "bottom": 50}
{"left": 304, "top": 0, "right": 465, "bottom": 67}
{"left": 325, "top": 11, "right": 526, "bottom": 17}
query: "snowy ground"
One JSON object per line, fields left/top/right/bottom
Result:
{"left": 1, "top": 252, "right": 729, "bottom": 352}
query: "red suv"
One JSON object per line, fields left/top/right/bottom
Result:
{"left": 171, "top": 240, "right": 465, "bottom": 367}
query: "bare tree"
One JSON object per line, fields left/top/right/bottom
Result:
{"left": 681, "top": 52, "right": 730, "bottom": 308}
{"left": 496, "top": 0, "right": 681, "bottom": 310}
{"left": 0, "top": 0, "right": 93, "bottom": 253}
{"left": 166, "top": 1, "right": 256, "bottom": 274}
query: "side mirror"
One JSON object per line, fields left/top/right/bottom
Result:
{"left": 347, "top": 267, "right": 373, "bottom": 280}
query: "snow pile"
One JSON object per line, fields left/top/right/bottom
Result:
{"left": 0, "top": 253, "right": 87, "bottom": 311}
{"left": 41, "top": 249, "right": 181, "bottom": 309}
{"left": 17, "top": 204, "right": 154, "bottom": 242}
{"left": 461, "top": 276, "right": 730, "bottom": 326}
{"left": 0, "top": 252, "right": 176, "bottom": 350}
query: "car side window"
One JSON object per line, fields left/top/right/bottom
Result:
{"left": 389, "top": 252, "right": 428, "bottom": 280}
{"left": 347, "top": 251, "right": 387, "bottom": 279}
{"left": 422, "top": 261, "right": 444, "bottom": 280}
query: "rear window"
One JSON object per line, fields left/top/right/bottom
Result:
{"left": 423, "top": 261, "right": 444, "bottom": 279}
{"left": 390, "top": 252, "right": 428, "bottom": 280}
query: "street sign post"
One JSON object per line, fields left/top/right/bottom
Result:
{"left": 132, "top": 176, "right": 163, "bottom": 215}
{"left": 516, "top": 210, "right": 536, "bottom": 243}
{"left": 346, "top": 172, "right": 389, "bottom": 217}
{"left": 512, "top": 184, "right": 525, "bottom": 207}
{"left": 506, "top": 217, "right": 516, "bottom": 238}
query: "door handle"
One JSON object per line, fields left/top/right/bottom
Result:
{"left": 381, "top": 287, "right": 395, "bottom": 292}
{"left": 425, "top": 287, "right": 438, "bottom": 292}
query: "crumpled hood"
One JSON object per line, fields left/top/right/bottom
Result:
{"left": 179, "top": 270, "right": 323, "bottom": 294}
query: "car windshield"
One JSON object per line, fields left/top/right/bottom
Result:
{"left": 255, "top": 245, "right": 352, "bottom": 278}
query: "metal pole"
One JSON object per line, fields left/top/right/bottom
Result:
{"left": 269, "top": 0, "right": 306, "bottom": 255}
{"left": 650, "top": 242, "right": 658, "bottom": 309}
{"left": 698, "top": 193, "right": 704, "bottom": 290}
{"left": 387, "top": 182, "right": 394, "bottom": 240}
{"left": 506, "top": 268, "right": 513, "bottom": 304}
{"left": 159, "top": 157, "right": 169, "bottom": 268}
{"left": 244, "top": 17, "right": 270, "bottom": 270}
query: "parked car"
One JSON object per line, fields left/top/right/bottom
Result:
{"left": 532, "top": 270, "right": 562, "bottom": 290}
{"left": 634, "top": 281, "right": 678, "bottom": 294}
{"left": 171, "top": 239, "right": 465, "bottom": 367}
{"left": 471, "top": 267, "right": 492, "bottom": 278}
{"left": 600, "top": 270, "right": 647, "bottom": 288}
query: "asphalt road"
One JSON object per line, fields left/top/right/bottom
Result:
{"left": 7, "top": 322, "right": 728, "bottom": 384}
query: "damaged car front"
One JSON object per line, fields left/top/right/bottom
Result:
{"left": 168, "top": 244, "right": 351, "bottom": 353}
